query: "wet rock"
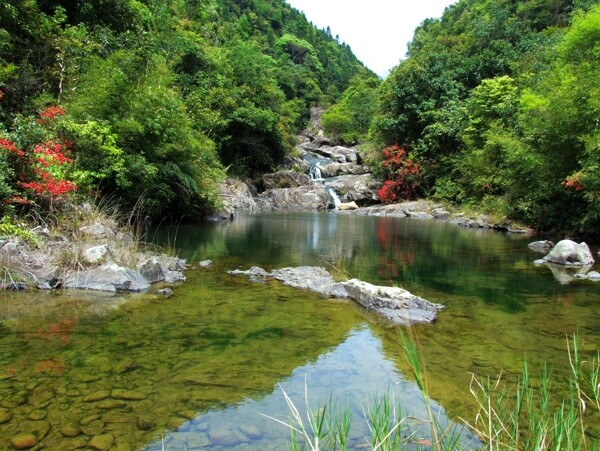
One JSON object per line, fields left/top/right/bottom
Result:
{"left": 10, "top": 434, "right": 38, "bottom": 449}
{"left": 111, "top": 389, "right": 147, "bottom": 401}
{"left": 319, "top": 162, "right": 370, "bottom": 177}
{"left": 541, "top": 240, "right": 595, "bottom": 266}
{"left": 258, "top": 185, "right": 330, "bottom": 211}
{"left": 240, "top": 424, "right": 262, "bottom": 439}
{"left": 528, "top": 240, "right": 555, "bottom": 252}
{"left": 137, "top": 257, "right": 165, "bottom": 283}
{"left": 178, "top": 410, "right": 198, "bottom": 420}
{"left": 89, "top": 433, "right": 114, "bottom": 450}
{"left": 116, "top": 359, "right": 139, "bottom": 374}
{"left": 61, "top": 423, "right": 82, "bottom": 437}
{"left": 432, "top": 207, "right": 451, "bottom": 220}
{"left": 164, "top": 270, "right": 186, "bottom": 283}
{"left": 64, "top": 262, "right": 150, "bottom": 292}
{"left": 156, "top": 287, "right": 173, "bottom": 298}
{"left": 115, "top": 440, "right": 132, "bottom": 451}
{"left": 27, "top": 409, "right": 47, "bottom": 420}
{"left": 81, "top": 419, "right": 105, "bottom": 436}
{"left": 406, "top": 210, "right": 434, "bottom": 219}
{"left": 136, "top": 415, "right": 155, "bottom": 431}
{"left": 64, "top": 437, "right": 88, "bottom": 449}
{"left": 28, "top": 388, "right": 54, "bottom": 407}
{"left": 212, "top": 178, "right": 259, "bottom": 218}
{"left": 80, "top": 414, "right": 101, "bottom": 426}
{"left": 97, "top": 399, "right": 127, "bottom": 409}
{"left": 83, "top": 390, "right": 111, "bottom": 402}
{"left": 209, "top": 426, "right": 245, "bottom": 447}
{"left": 0, "top": 408, "right": 13, "bottom": 424}
{"left": 342, "top": 279, "right": 444, "bottom": 325}
{"left": 325, "top": 174, "right": 379, "bottom": 205}
{"left": 22, "top": 420, "right": 50, "bottom": 440}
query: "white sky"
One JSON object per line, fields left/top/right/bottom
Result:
{"left": 285, "top": 0, "right": 457, "bottom": 78}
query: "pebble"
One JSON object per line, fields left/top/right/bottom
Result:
{"left": 28, "top": 409, "right": 47, "bottom": 421}
{"left": 89, "top": 433, "right": 114, "bottom": 450}
{"left": 111, "top": 389, "right": 147, "bottom": 401}
{"left": 97, "top": 399, "right": 127, "bottom": 409}
{"left": 0, "top": 408, "right": 13, "bottom": 424}
{"left": 83, "top": 390, "right": 110, "bottom": 402}
{"left": 10, "top": 434, "right": 38, "bottom": 449}
{"left": 61, "top": 422, "right": 82, "bottom": 437}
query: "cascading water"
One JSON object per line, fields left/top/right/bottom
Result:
{"left": 310, "top": 164, "right": 322, "bottom": 181}
{"left": 325, "top": 186, "right": 342, "bottom": 209}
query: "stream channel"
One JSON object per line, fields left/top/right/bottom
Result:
{"left": 1, "top": 211, "right": 600, "bottom": 449}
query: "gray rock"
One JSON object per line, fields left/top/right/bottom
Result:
{"left": 326, "top": 174, "right": 379, "bottom": 205}
{"left": 342, "top": 279, "right": 444, "bottom": 325}
{"left": 156, "top": 288, "right": 173, "bottom": 298}
{"left": 258, "top": 185, "right": 330, "bottom": 211}
{"left": 406, "top": 210, "right": 434, "bottom": 219}
{"left": 199, "top": 260, "right": 212, "bottom": 268}
{"left": 83, "top": 244, "right": 111, "bottom": 264}
{"left": 542, "top": 240, "right": 595, "bottom": 266}
{"left": 528, "top": 240, "right": 555, "bottom": 252}
{"left": 164, "top": 270, "right": 186, "bottom": 283}
{"left": 64, "top": 262, "right": 150, "bottom": 292}
{"left": 79, "top": 223, "right": 115, "bottom": 239}
{"left": 320, "top": 163, "right": 370, "bottom": 177}
{"left": 229, "top": 266, "right": 442, "bottom": 325}
{"left": 588, "top": 271, "right": 600, "bottom": 281}
{"left": 137, "top": 257, "right": 165, "bottom": 283}
{"left": 156, "top": 255, "right": 186, "bottom": 272}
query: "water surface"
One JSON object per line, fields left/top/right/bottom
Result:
{"left": 1, "top": 211, "right": 599, "bottom": 448}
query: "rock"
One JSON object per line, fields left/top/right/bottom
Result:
{"left": 164, "top": 270, "right": 186, "bottom": 283}
{"left": 83, "top": 244, "right": 111, "bottom": 264}
{"left": 156, "top": 255, "right": 186, "bottom": 272}
{"left": 432, "top": 208, "right": 451, "bottom": 220}
{"left": 338, "top": 201, "right": 359, "bottom": 211}
{"left": 210, "top": 178, "right": 258, "bottom": 219}
{"left": 588, "top": 271, "right": 600, "bottom": 281}
{"left": 229, "top": 266, "right": 443, "bottom": 325}
{"left": 528, "top": 240, "right": 555, "bottom": 252}
{"left": 61, "top": 423, "right": 82, "bottom": 437}
{"left": 27, "top": 409, "right": 47, "bottom": 420}
{"left": 325, "top": 174, "right": 379, "bottom": 205}
{"left": 28, "top": 388, "right": 54, "bottom": 406}
{"left": 96, "top": 399, "right": 127, "bottom": 409}
{"left": 111, "top": 389, "right": 147, "bottom": 401}
{"left": 0, "top": 408, "right": 13, "bottom": 424}
{"left": 10, "top": 434, "right": 38, "bottom": 449}
{"left": 342, "top": 279, "right": 444, "bottom": 325}
{"left": 239, "top": 424, "right": 262, "bottom": 440}
{"left": 136, "top": 415, "right": 155, "bottom": 431}
{"left": 209, "top": 426, "right": 244, "bottom": 447}
{"left": 314, "top": 145, "right": 357, "bottom": 163}
{"left": 89, "top": 433, "right": 114, "bottom": 450}
{"left": 157, "top": 288, "right": 173, "bottom": 298}
{"left": 137, "top": 257, "right": 165, "bottom": 283}
{"left": 64, "top": 262, "right": 150, "bottom": 292}
{"left": 258, "top": 185, "right": 330, "bottom": 211}
{"left": 406, "top": 210, "right": 434, "bottom": 219}
{"left": 320, "top": 163, "right": 370, "bottom": 177}
{"left": 199, "top": 260, "right": 212, "bottom": 268}
{"left": 262, "top": 170, "right": 311, "bottom": 190}
{"left": 542, "top": 240, "right": 595, "bottom": 266}
{"left": 79, "top": 223, "right": 115, "bottom": 239}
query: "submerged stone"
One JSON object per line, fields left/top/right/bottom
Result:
{"left": 0, "top": 408, "right": 12, "bottom": 424}
{"left": 10, "top": 434, "right": 38, "bottom": 449}
{"left": 89, "top": 433, "right": 114, "bottom": 450}
{"left": 61, "top": 422, "right": 82, "bottom": 437}
{"left": 83, "top": 390, "right": 110, "bottom": 402}
{"left": 111, "top": 389, "right": 146, "bottom": 401}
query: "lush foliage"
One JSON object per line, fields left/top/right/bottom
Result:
{"left": 377, "top": 146, "right": 422, "bottom": 203}
{"left": 0, "top": 0, "right": 368, "bottom": 220}
{"left": 367, "top": 0, "right": 600, "bottom": 235}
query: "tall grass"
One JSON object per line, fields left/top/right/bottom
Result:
{"left": 267, "top": 331, "right": 600, "bottom": 450}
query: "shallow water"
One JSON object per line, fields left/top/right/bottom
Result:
{"left": 0, "top": 211, "right": 599, "bottom": 449}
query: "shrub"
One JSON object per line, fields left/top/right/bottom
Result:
{"left": 377, "top": 145, "right": 422, "bottom": 203}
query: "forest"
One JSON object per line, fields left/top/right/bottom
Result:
{"left": 1, "top": 0, "right": 600, "bottom": 236}
{"left": 0, "top": 0, "right": 369, "bottom": 220}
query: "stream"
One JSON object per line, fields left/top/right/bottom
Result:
{"left": 1, "top": 211, "right": 599, "bottom": 449}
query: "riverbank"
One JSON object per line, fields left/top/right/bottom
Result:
{"left": 0, "top": 204, "right": 186, "bottom": 294}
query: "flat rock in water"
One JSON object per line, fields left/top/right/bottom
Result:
{"left": 64, "top": 262, "right": 150, "bottom": 292}
{"left": 229, "top": 266, "right": 443, "bottom": 325}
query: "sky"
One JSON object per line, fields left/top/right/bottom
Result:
{"left": 285, "top": 0, "right": 457, "bottom": 77}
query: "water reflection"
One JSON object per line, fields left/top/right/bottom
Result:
{"left": 146, "top": 326, "right": 479, "bottom": 450}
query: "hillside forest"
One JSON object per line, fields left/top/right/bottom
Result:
{"left": 1, "top": 0, "right": 600, "bottom": 236}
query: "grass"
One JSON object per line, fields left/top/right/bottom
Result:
{"left": 266, "top": 331, "right": 600, "bottom": 450}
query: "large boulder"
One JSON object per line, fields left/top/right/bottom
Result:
{"left": 262, "top": 170, "right": 311, "bottom": 190}
{"left": 326, "top": 174, "right": 380, "bottom": 205}
{"left": 258, "top": 185, "right": 330, "bottom": 211}
{"left": 542, "top": 239, "right": 595, "bottom": 266}
{"left": 320, "top": 163, "right": 370, "bottom": 178}
{"left": 313, "top": 146, "right": 357, "bottom": 164}
{"left": 208, "top": 179, "right": 257, "bottom": 220}
{"left": 64, "top": 262, "right": 150, "bottom": 292}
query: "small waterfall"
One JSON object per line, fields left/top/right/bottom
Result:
{"left": 310, "top": 164, "right": 322, "bottom": 181}
{"left": 325, "top": 186, "right": 342, "bottom": 209}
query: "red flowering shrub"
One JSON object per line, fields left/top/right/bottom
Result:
{"left": 377, "top": 145, "right": 422, "bottom": 203}
{"left": 563, "top": 172, "right": 583, "bottom": 191}
{"left": 37, "top": 105, "right": 65, "bottom": 124}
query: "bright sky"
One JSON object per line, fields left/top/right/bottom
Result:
{"left": 285, "top": 0, "right": 457, "bottom": 78}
